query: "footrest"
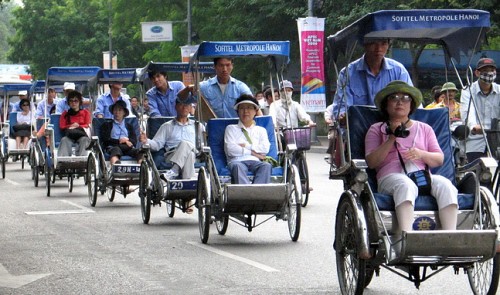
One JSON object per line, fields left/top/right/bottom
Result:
{"left": 386, "top": 230, "right": 498, "bottom": 265}
{"left": 223, "top": 184, "right": 286, "bottom": 214}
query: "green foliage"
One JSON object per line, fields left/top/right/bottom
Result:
{"left": 0, "top": 2, "right": 15, "bottom": 63}
{"left": 3, "top": 0, "right": 499, "bottom": 82}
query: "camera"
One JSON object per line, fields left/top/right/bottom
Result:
{"left": 386, "top": 122, "right": 410, "bottom": 138}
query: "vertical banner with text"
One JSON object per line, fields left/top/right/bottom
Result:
{"left": 297, "top": 17, "right": 326, "bottom": 113}
{"left": 180, "top": 45, "right": 200, "bottom": 86}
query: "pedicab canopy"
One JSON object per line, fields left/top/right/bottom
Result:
{"left": 327, "top": 9, "right": 490, "bottom": 64}
{"left": 46, "top": 66, "right": 102, "bottom": 86}
{"left": 192, "top": 41, "right": 290, "bottom": 68}
{"left": 133, "top": 61, "right": 215, "bottom": 83}
{"left": 96, "top": 68, "right": 137, "bottom": 85}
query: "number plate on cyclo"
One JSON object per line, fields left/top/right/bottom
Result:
{"left": 169, "top": 180, "right": 197, "bottom": 190}
{"left": 113, "top": 165, "right": 140, "bottom": 173}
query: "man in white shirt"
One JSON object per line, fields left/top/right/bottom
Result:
{"left": 224, "top": 95, "right": 271, "bottom": 184}
{"left": 460, "top": 57, "right": 500, "bottom": 162}
{"left": 269, "top": 80, "right": 315, "bottom": 128}
{"left": 140, "top": 93, "right": 201, "bottom": 180}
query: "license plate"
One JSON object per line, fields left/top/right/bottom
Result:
{"left": 113, "top": 165, "right": 140, "bottom": 174}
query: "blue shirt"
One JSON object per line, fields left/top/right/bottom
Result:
{"left": 146, "top": 81, "right": 186, "bottom": 117}
{"left": 111, "top": 119, "right": 129, "bottom": 139}
{"left": 94, "top": 92, "right": 132, "bottom": 119}
{"left": 35, "top": 98, "right": 57, "bottom": 118}
{"left": 199, "top": 76, "right": 252, "bottom": 118}
{"left": 332, "top": 56, "right": 412, "bottom": 115}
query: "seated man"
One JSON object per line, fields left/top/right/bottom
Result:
{"left": 94, "top": 82, "right": 132, "bottom": 119}
{"left": 139, "top": 93, "right": 201, "bottom": 180}
{"left": 100, "top": 100, "right": 141, "bottom": 165}
{"left": 269, "top": 80, "right": 316, "bottom": 128}
{"left": 224, "top": 95, "right": 272, "bottom": 184}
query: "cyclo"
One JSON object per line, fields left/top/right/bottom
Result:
{"left": 191, "top": 41, "right": 302, "bottom": 244}
{"left": 137, "top": 61, "right": 214, "bottom": 223}
{"left": 0, "top": 83, "right": 33, "bottom": 178}
{"left": 28, "top": 80, "right": 64, "bottom": 187}
{"left": 327, "top": 10, "right": 500, "bottom": 295}
{"left": 86, "top": 68, "right": 141, "bottom": 207}
{"left": 43, "top": 66, "right": 101, "bottom": 197}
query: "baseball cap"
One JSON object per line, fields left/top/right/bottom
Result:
{"left": 18, "top": 90, "right": 28, "bottom": 96}
{"left": 280, "top": 80, "right": 294, "bottom": 90}
{"left": 476, "top": 58, "right": 497, "bottom": 70}
{"left": 63, "top": 82, "right": 76, "bottom": 90}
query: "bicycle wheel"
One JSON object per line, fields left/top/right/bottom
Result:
{"left": 287, "top": 165, "right": 301, "bottom": 241}
{"left": 467, "top": 187, "right": 500, "bottom": 295}
{"left": 139, "top": 161, "right": 151, "bottom": 224}
{"left": 296, "top": 152, "right": 310, "bottom": 207}
{"left": 197, "top": 167, "right": 211, "bottom": 244}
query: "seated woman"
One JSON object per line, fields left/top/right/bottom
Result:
{"left": 13, "top": 98, "right": 34, "bottom": 149}
{"left": 224, "top": 95, "right": 272, "bottom": 184}
{"left": 101, "top": 100, "right": 141, "bottom": 165}
{"left": 58, "top": 91, "right": 91, "bottom": 157}
{"left": 365, "top": 81, "right": 458, "bottom": 232}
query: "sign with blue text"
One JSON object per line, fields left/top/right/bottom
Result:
{"left": 141, "top": 21, "right": 173, "bottom": 42}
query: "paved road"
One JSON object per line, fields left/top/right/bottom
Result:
{"left": 0, "top": 152, "right": 477, "bottom": 294}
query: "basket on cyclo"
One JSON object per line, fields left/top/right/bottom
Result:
{"left": 282, "top": 127, "right": 311, "bottom": 151}
{"left": 332, "top": 105, "right": 500, "bottom": 295}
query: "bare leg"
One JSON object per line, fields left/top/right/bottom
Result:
{"left": 395, "top": 201, "right": 414, "bottom": 232}
{"left": 439, "top": 204, "right": 458, "bottom": 230}
{"left": 22, "top": 137, "right": 29, "bottom": 149}
{"left": 15, "top": 136, "right": 21, "bottom": 149}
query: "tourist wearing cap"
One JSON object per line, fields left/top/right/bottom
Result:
{"left": 224, "top": 94, "right": 271, "bottom": 184}
{"left": 269, "top": 80, "right": 315, "bottom": 128}
{"left": 58, "top": 91, "right": 91, "bottom": 157}
{"left": 328, "top": 39, "right": 413, "bottom": 125}
{"left": 460, "top": 57, "right": 500, "bottom": 162}
{"left": 200, "top": 58, "right": 254, "bottom": 118}
{"left": 13, "top": 98, "right": 35, "bottom": 149}
{"left": 12, "top": 90, "right": 34, "bottom": 112}
{"left": 365, "top": 81, "right": 458, "bottom": 233}
{"left": 140, "top": 94, "right": 203, "bottom": 183}
{"left": 100, "top": 100, "right": 141, "bottom": 165}
{"left": 426, "top": 82, "right": 461, "bottom": 121}
{"left": 146, "top": 68, "right": 190, "bottom": 117}
{"left": 94, "top": 82, "right": 132, "bottom": 119}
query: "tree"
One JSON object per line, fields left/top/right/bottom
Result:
{"left": 8, "top": 0, "right": 109, "bottom": 78}
{"left": 0, "top": 2, "right": 15, "bottom": 63}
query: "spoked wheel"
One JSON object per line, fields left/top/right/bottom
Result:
{"left": 33, "top": 165, "right": 39, "bottom": 187}
{"left": 197, "top": 167, "right": 211, "bottom": 244}
{"left": 44, "top": 161, "right": 51, "bottom": 197}
{"left": 87, "top": 155, "right": 98, "bottom": 207}
{"left": 107, "top": 186, "right": 116, "bottom": 202}
{"left": 166, "top": 200, "right": 175, "bottom": 218}
{"left": 467, "top": 187, "right": 500, "bottom": 295}
{"left": 296, "top": 152, "right": 310, "bottom": 207}
{"left": 287, "top": 165, "right": 301, "bottom": 241}
{"left": 335, "top": 196, "right": 367, "bottom": 295}
{"left": 1, "top": 158, "right": 5, "bottom": 179}
{"left": 68, "top": 174, "right": 74, "bottom": 193}
{"left": 139, "top": 161, "right": 151, "bottom": 224}
{"left": 216, "top": 216, "right": 228, "bottom": 235}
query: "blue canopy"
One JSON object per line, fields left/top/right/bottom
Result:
{"left": 96, "top": 68, "right": 136, "bottom": 84}
{"left": 192, "top": 41, "right": 290, "bottom": 66}
{"left": 46, "top": 66, "right": 101, "bottom": 85}
{"left": 0, "top": 83, "right": 33, "bottom": 96}
{"left": 134, "top": 62, "right": 215, "bottom": 82}
{"left": 327, "top": 9, "right": 490, "bottom": 63}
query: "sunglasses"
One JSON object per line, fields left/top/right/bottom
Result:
{"left": 388, "top": 94, "right": 412, "bottom": 103}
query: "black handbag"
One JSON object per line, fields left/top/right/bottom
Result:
{"left": 66, "top": 127, "right": 87, "bottom": 140}
{"left": 396, "top": 144, "right": 432, "bottom": 196}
